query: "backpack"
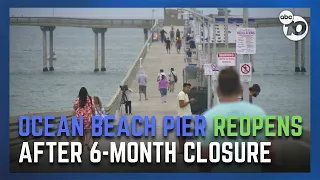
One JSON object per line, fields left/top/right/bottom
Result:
{"left": 172, "top": 72, "right": 178, "bottom": 82}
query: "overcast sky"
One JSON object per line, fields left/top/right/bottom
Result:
{"left": 10, "top": 8, "right": 310, "bottom": 19}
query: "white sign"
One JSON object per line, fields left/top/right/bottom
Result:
{"left": 199, "top": 52, "right": 208, "bottom": 65}
{"left": 204, "top": 63, "right": 219, "bottom": 79}
{"left": 279, "top": 10, "right": 309, "bottom": 41}
{"left": 236, "top": 28, "right": 256, "bottom": 54}
{"left": 217, "top": 52, "right": 236, "bottom": 67}
{"left": 239, "top": 63, "right": 252, "bottom": 82}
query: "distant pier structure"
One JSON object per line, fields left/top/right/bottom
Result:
{"left": 10, "top": 17, "right": 155, "bottom": 72}
{"left": 164, "top": 8, "right": 310, "bottom": 73}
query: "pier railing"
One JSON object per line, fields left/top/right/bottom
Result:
{"left": 104, "top": 19, "right": 158, "bottom": 116}
{"left": 10, "top": 17, "right": 154, "bottom": 29}
{"left": 9, "top": 20, "right": 159, "bottom": 162}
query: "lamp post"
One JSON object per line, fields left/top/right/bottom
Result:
{"left": 178, "top": 8, "right": 217, "bottom": 108}
{"left": 242, "top": 8, "right": 250, "bottom": 102}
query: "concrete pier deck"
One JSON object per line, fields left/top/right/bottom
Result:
{"left": 10, "top": 25, "right": 310, "bottom": 172}
{"left": 11, "top": 38, "right": 196, "bottom": 173}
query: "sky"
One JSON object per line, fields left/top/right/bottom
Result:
{"left": 10, "top": 8, "right": 310, "bottom": 19}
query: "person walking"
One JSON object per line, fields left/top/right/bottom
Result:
{"left": 168, "top": 68, "right": 177, "bottom": 92}
{"left": 176, "top": 37, "right": 182, "bottom": 54}
{"left": 169, "top": 28, "right": 175, "bottom": 44}
{"left": 176, "top": 29, "right": 181, "bottom": 39}
{"left": 93, "top": 96, "right": 105, "bottom": 119}
{"left": 196, "top": 67, "right": 268, "bottom": 172}
{"left": 157, "top": 69, "right": 166, "bottom": 82}
{"left": 158, "top": 75, "right": 169, "bottom": 103}
{"left": 165, "top": 37, "right": 171, "bottom": 54}
{"left": 123, "top": 85, "right": 133, "bottom": 115}
{"left": 137, "top": 70, "right": 148, "bottom": 101}
{"left": 160, "top": 28, "right": 167, "bottom": 43}
{"left": 177, "top": 83, "right": 196, "bottom": 154}
{"left": 73, "top": 87, "right": 96, "bottom": 150}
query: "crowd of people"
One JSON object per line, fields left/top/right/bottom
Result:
{"left": 160, "top": 27, "right": 183, "bottom": 54}
{"left": 72, "top": 25, "right": 262, "bottom": 158}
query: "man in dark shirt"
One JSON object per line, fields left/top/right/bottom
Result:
{"left": 176, "top": 29, "right": 181, "bottom": 39}
{"left": 160, "top": 29, "right": 167, "bottom": 43}
{"left": 176, "top": 37, "right": 182, "bottom": 54}
{"left": 186, "top": 48, "right": 192, "bottom": 58}
{"left": 165, "top": 38, "right": 171, "bottom": 54}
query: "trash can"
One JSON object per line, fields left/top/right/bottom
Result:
{"left": 188, "top": 87, "right": 208, "bottom": 115}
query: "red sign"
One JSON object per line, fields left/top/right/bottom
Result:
{"left": 241, "top": 64, "right": 251, "bottom": 74}
{"left": 217, "top": 52, "right": 236, "bottom": 67}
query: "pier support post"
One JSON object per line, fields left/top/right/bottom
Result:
{"left": 294, "top": 38, "right": 300, "bottom": 72}
{"left": 40, "top": 26, "right": 55, "bottom": 72}
{"left": 92, "top": 28, "right": 107, "bottom": 72}
{"left": 49, "top": 27, "right": 55, "bottom": 71}
{"left": 40, "top": 27, "right": 48, "bottom": 72}
{"left": 100, "top": 28, "right": 107, "bottom": 71}
{"left": 300, "top": 38, "right": 306, "bottom": 72}
{"left": 144, "top": 28, "right": 148, "bottom": 42}
{"left": 93, "top": 29, "right": 99, "bottom": 72}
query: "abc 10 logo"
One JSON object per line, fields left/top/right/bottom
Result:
{"left": 279, "top": 10, "right": 309, "bottom": 41}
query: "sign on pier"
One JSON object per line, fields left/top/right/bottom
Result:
{"left": 217, "top": 52, "right": 236, "bottom": 67}
{"left": 239, "top": 63, "right": 252, "bottom": 82}
{"left": 236, "top": 28, "right": 256, "bottom": 54}
{"left": 204, "top": 63, "right": 220, "bottom": 80}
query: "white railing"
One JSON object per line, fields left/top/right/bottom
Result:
{"left": 10, "top": 17, "right": 154, "bottom": 28}
{"left": 104, "top": 19, "right": 159, "bottom": 115}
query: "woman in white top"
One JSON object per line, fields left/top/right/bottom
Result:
{"left": 93, "top": 96, "right": 105, "bottom": 119}
{"left": 157, "top": 69, "right": 166, "bottom": 82}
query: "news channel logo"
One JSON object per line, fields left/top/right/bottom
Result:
{"left": 279, "top": 10, "right": 309, "bottom": 41}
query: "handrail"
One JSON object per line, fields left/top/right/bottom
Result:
{"left": 104, "top": 19, "right": 158, "bottom": 115}
{"left": 10, "top": 17, "right": 155, "bottom": 28}
{"left": 9, "top": 20, "right": 159, "bottom": 162}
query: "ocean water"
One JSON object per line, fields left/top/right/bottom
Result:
{"left": 10, "top": 26, "right": 310, "bottom": 127}
{"left": 10, "top": 26, "right": 145, "bottom": 115}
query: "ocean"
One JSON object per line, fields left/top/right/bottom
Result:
{"left": 10, "top": 26, "right": 310, "bottom": 127}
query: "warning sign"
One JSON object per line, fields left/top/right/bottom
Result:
{"left": 217, "top": 52, "right": 236, "bottom": 67}
{"left": 204, "top": 63, "right": 219, "bottom": 78}
{"left": 239, "top": 63, "right": 252, "bottom": 82}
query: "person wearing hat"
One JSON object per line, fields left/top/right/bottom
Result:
{"left": 239, "top": 84, "right": 261, "bottom": 103}
{"left": 249, "top": 84, "right": 261, "bottom": 103}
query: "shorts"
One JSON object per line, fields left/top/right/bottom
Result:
{"left": 139, "top": 85, "right": 147, "bottom": 94}
{"left": 179, "top": 117, "right": 192, "bottom": 137}
{"left": 166, "top": 46, "right": 170, "bottom": 50}
{"left": 159, "top": 88, "right": 167, "bottom": 96}
{"left": 170, "top": 36, "right": 174, "bottom": 41}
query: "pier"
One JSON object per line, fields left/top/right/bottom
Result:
{"left": 10, "top": 17, "right": 155, "bottom": 72}
{"left": 10, "top": 25, "right": 310, "bottom": 172}
{"left": 10, "top": 15, "right": 310, "bottom": 72}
